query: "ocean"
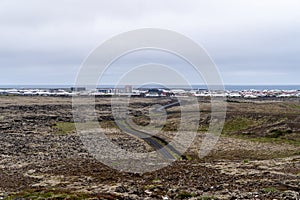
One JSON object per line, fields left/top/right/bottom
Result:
{"left": 0, "top": 85, "right": 299, "bottom": 91}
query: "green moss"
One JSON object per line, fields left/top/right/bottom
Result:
{"left": 52, "top": 121, "right": 120, "bottom": 135}
{"left": 162, "top": 122, "right": 179, "bottom": 131}
{"left": 249, "top": 136, "right": 300, "bottom": 146}
{"left": 287, "top": 103, "right": 300, "bottom": 110}
{"left": 53, "top": 122, "right": 76, "bottom": 134}
{"left": 144, "top": 184, "right": 163, "bottom": 190}
{"left": 222, "top": 117, "right": 258, "bottom": 134}
{"left": 243, "top": 159, "right": 249, "bottom": 163}
{"left": 184, "top": 155, "right": 193, "bottom": 161}
{"left": 111, "top": 162, "right": 120, "bottom": 166}
{"left": 99, "top": 120, "right": 119, "bottom": 129}
{"left": 5, "top": 190, "right": 92, "bottom": 200}
{"left": 200, "top": 196, "right": 217, "bottom": 200}
{"left": 263, "top": 187, "right": 278, "bottom": 193}
{"left": 198, "top": 125, "right": 209, "bottom": 132}
{"left": 176, "top": 192, "right": 197, "bottom": 199}
{"left": 131, "top": 116, "right": 150, "bottom": 126}
{"left": 223, "top": 132, "right": 300, "bottom": 146}
{"left": 267, "top": 129, "right": 293, "bottom": 138}
{"left": 152, "top": 178, "right": 161, "bottom": 183}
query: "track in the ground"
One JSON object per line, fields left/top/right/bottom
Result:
{"left": 118, "top": 100, "right": 182, "bottom": 160}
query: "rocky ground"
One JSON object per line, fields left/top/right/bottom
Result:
{"left": 0, "top": 96, "right": 299, "bottom": 199}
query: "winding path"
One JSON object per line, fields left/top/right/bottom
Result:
{"left": 119, "top": 100, "right": 183, "bottom": 160}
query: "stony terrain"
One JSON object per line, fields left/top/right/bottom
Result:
{"left": 0, "top": 96, "right": 299, "bottom": 199}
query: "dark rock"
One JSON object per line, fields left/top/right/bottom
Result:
{"left": 115, "top": 185, "right": 128, "bottom": 193}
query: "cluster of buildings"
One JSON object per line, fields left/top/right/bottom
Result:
{"left": 0, "top": 88, "right": 75, "bottom": 96}
{"left": 194, "top": 89, "right": 300, "bottom": 98}
{"left": 1, "top": 86, "right": 300, "bottom": 99}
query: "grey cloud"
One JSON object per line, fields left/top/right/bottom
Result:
{"left": 0, "top": 0, "right": 299, "bottom": 84}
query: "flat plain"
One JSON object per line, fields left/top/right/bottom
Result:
{"left": 0, "top": 96, "right": 299, "bottom": 199}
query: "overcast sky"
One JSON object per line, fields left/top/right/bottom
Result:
{"left": 0, "top": 0, "right": 299, "bottom": 85}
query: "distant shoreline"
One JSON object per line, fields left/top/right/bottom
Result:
{"left": 0, "top": 85, "right": 299, "bottom": 91}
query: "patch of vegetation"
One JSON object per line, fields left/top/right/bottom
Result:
{"left": 222, "top": 118, "right": 300, "bottom": 146}
{"left": 198, "top": 125, "right": 209, "bottom": 132}
{"left": 200, "top": 196, "right": 217, "bottom": 200}
{"left": 53, "top": 122, "right": 76, "bottom": 134}
{"left": 144, "top": 184, "right": 163, "bottom": 190}
{"left": 267, "top": 129, "right": 293, "bottom": 138}
{"left": 131, "top": 115, "right": 151, "bottom": 126}
{"left": 249, "top": 135, "right": 300, "bottom": 146}
{"left": 163, "top": 121, "right": 179, "bottom": 131}
{"left": 5, "top": 190, "right": 93, "bottom": 200}
{"left": 287, "top": 103, "right": 300, "bottom": 110}
{"left": 111, "top": 161, "right": 121, "bottom": 166}
{"left": 99, "top": 120, "right": 119, "bottom": 129}
{"left": 263, "top": 187, "right": 278, "bottom": 193}
{"left": 152, "top": 178, "right": 161, "bottom": 183}
{"left": 222, "top": 117, "right": 259, "bottom": 134}
{"left": 176, "top": 192, "right": 197, "bottom": 199}
{"left": 243, "top": 159, "right": 249, "bottom": 163}
{"left": 52, "top": 121, "right": 121, "bottom": 135}
{"left": 182, "top": 155, "right": 192, "bottom": 161}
